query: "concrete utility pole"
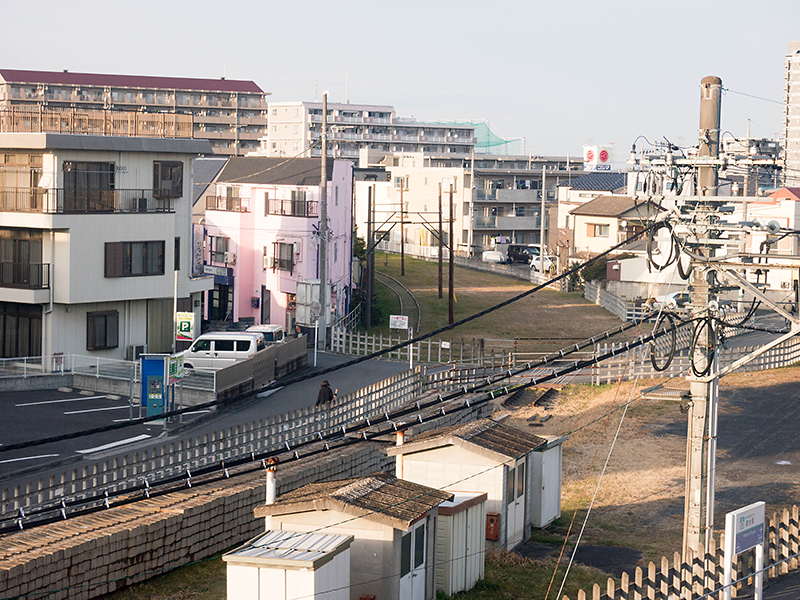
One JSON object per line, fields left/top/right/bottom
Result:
{"left": 365, "top": 184, "right": 374, "bottom": 329}
{"left": 438, "top": 182, "right": 443, "bottom": 299}
{"left": 400, "top": 184, "right": 405, "bottom": 276}
{"left": 540, "top": 165, "right": 547, "bottom": 257}
{"left": 448, "top": 184, "right": 454, "bottom": 324}
{"left": 318, "top": 92, "right": 329, "bottom": 351}
{"left": 683, "top": 75, "right": 722, "bottom": 558}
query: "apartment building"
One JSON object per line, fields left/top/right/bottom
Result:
{"left": 257, "top": 101, "right": 476, "bottom": 159}
{"left": 785, "top": 43, "right": 800, "bottom": 185}
{"left": 355, "top": 151, "right": 583, "bottom": 257}
{"left": 202, "top": 157, "right": 353, "bottom": 334}
{"left": 0, "top": 69, "right": 269, "bottom": 156}
{"left": 0, "top": 107, "right": 213, "bottom": 360}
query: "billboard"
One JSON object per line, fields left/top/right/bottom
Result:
{"left": 583, "top": 145, "right": 612, "bottom": 171}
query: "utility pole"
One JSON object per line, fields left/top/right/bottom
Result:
{"left": 365, "top": 184, "right": 373, "bottom": 330}
{"left": 438, "top": 182, "right": 443, "bottom": 299}
{"left": 400, "top": 183, "right": 405, "bottom": 276}
{"left": 540, "top": 165, "right": 547, "bottom": 257}
{"left": 743, "top": 119, "right": 751, "bottom": 220}
{"left": 683, "top": 75, "right": 722, "bottom": 559}
{"left": 318, "top": 92, "right": 329, "bottom": 352}
{"left": 448, "top": 184, "right": 454, "bottom": 324}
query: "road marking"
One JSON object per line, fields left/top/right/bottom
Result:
{"left": 16, "top": 395, "right": 108, "bottom": 407}
{"left": 0, "top": 454, "right": 59, "bottom": 465}
{"left": 182, "top": 410, "right": 211, "bottom": 416}
{"left": 64, "top": 406, "right": 130, "bottom": 415}
{"left": 76, "top": 434, "right": 151, "bottom": 454}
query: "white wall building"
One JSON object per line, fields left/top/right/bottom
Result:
{"left": 0, "top": 130, "right": 212, "bottom": 359}
{"left": 785, "top": 42, "right": 800, "bottom": 186}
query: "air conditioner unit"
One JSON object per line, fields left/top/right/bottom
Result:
{"left": 125, "top": 344, "right": 147, "bottom": 361}
{"left": 263, "top": 255, "right": 270, "bottom": 269}
{"left": 293, "top": 242, "right": 300, "bottom": 254}
{"left": 224, "top": 252, "right": 236, "bottom": 265}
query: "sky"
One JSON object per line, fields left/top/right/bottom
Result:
{"left": 5, "top": 0, "right": 800, "bottom": 163}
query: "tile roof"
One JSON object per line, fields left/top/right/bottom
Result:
{"left": 0, "top": 69, "right": 264, "bottom": 94}
{"left": 566, "top": 172, "right": 627, "bottom": 191}
{"left": 569, "top": 195, "right": 659, "bottom": 217}
{"left": 216, "top": 157, "right": 333, "bottom": 186}
{"left": 254, "top": 471, "right": 452, "bottom": 529}
{"left": 387, "top": 418, "right": 551, "bottom": 460}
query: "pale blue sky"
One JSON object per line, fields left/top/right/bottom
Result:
{"left": 5, "top": 0, "right": 799, "bottom": 160}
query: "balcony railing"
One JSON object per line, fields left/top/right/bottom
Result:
{"left": 0, "top": 262, "right": 50, "bottom": 289}
{"left": 206, "top": 195, "right": 250, "bottom": 212}
{"left": 0, "top": 107, "right": 194, "bottom": 138}
{"left": 267, "top": 198, "right": 318, "bottom": 217}
{"left": 0, "top": 188, "right": 174, "bottom": 213}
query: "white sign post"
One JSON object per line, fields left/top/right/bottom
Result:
{"left": 390, "top": 315, "right": 411, "bottom": 367}
{"left": 723, "top": 501, "right": 765, "bottom": 600}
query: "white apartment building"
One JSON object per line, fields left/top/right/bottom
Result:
{"left": 0, "top": 112, "right": 212, "bottom": 360}
{"left": 257, "top": 101, "right": 476, "bottom": 160}
{"left": 785, "top": 42, "right": 800, "bottom": 185}
{"left": 0, "top": 69, "right": 269, "bottom": 156}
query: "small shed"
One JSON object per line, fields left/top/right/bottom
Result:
{"left": 436, "top": 492, "right": 487, "bottom": 596}
{"left": 254, "top": 471, "right": 452, "bottom": 600}
{"left": 223, "top": 530, "right": 352, "bottom": 600}
{"left": 387, "top": 418, "right": 563, "bottom": 550}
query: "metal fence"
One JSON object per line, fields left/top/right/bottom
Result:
{"left": 0, "top": 367, "right": 426, "bottom": 515}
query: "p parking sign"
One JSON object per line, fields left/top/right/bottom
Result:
{"left": 176, "top": 311, "right": 195, "bottom": 342}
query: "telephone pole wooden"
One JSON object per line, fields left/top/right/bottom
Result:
{"left": 318, "top": 92, "right": 328, "bottom": 351}
{"left": 400, "top": 184, "right": 405, "bottom": 276}
{"left": 438, "top": 182, "right": 443, "bottom": 299}
{"left": 448, "top": 184, "right": 454, "bottom": 324}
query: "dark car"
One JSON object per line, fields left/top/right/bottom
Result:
{"left": 506, "top": 244, "right": 541, "bottom": 263}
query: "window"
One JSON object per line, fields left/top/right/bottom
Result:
{"left": 215, "top": 339, "right": 234, "bottom": 351}
{"left": 517, "top": 463, "right": 525, "bottom": 499}
{"left": 174, "top": 237, "right": 180, "bottom": 271}
{"left": 414, "top": 525, "right": 425, "bottom": 568}
{"left": 192, "top": 339, "right": 211, "bottom": 352}
{"left": 87, "top": 310, "right": 119, "bottom": 350}
{"left": 507, "top": 466, "right": 515, "bottom": 505}
{"left": 587, "top": 223, "right": 610, "bottom": 238}
{"left": 292, "top": 125, "right": 299, "bottom": 134}
{"left": 153, "top": 161, "right": 184, "bottom": 199}
{"left": 401, "top": 532, "right": 411, "bottom": 577}
{"left": 272, "top": 109, "right": 277, "bottom": 116}
{"left": 235, "top": 339, "right": 251, "bottom": 351}
{"left": 105, "top": 241, "right": 165, "bottom": 277}
{"left": 211, "top": 237, "right": 229, "bottom": 263}
{"left": 264, "top": 192, "right": 270, "bottom": 216}
{"left": 272, "top": 125, "right": 277, "bottom": 133}
{"left": 273, "top": 242, "right": 295, "bottom": 273}
{"left": 335, "top": 187, "right": 338, "bottom": 206}
{"left": 334, "top": 242, "right": 338, "bottom": 263}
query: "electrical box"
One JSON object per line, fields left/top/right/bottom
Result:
{"left": 486, "top": 513, "right": 500, "bottom": 541}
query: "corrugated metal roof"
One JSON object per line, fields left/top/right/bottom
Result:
{"left": 567, "top": 172, "right": 627, "bottom": 191}
{"left": 229, "top": 530, "right": 350, "bottom": 563}
{"left": 569, "top": 195, "right": 658, "bottom": 217}
{"left": 0, "top": 69, "right": 265, "bottom": 94}
{"left": 257, "top": 471, "right": 452, "bottom": 528}
{"left": 192, "top": 157, "right": 228, "bottom": 204}
{"left": 215, "top": 157, "right": 332, "bottom": 186}
{"left": 394, "top": 418, "right": 550, "bottom": 459}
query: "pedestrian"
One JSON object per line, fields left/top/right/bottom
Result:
{"left": 316, "top": 380, "right": 338, "bottom": 406}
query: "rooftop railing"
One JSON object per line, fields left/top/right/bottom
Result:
{"left": 0, "top": 106, "right": 194, "bottom": 138}
{"left": 0, "top": 187, "right": 174, "bottom": 213}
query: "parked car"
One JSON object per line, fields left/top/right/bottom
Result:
{"left": 651, "top": 291, "right": 690, "bottom": 310}
{"left": 481, "top": 250, "right": 511, "bottom": 264}
{"left": 529, "top": 255, "right": 554, "bottom": 272}
{"left": 181, "top": 331, "right": 266, "bottom": 370}
{"left": 246, "top": 324, "right": 285, "bottom": 344}
{"left": 506, "top": 244, "right": 541, "bottom": 263}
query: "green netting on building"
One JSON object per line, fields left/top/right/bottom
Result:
{"left": 419, "top": 120, "right": 524, "bottom": 154}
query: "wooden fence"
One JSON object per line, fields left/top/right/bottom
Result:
{"left": 565, "top": 506, "right": 800, "bottom": 599}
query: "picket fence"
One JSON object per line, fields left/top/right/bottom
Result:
{"left": 565, "top": 506, "right": 800, "bottom": 600}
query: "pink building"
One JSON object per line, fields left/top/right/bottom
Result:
{"left": 203, "top": 157, "right": 353, "bottom": 334}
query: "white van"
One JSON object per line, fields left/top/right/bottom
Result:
{"left": 182, "top": 332, "right": 266, "bottom": 370}
{"left": 245, "top": 324, "right": 285, "bottom": 344}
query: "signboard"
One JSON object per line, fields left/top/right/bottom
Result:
{"left": 192, "top": 223, "right": 205, "bottom": 277}
{"left": 204, "top": 264, "right": 228, "bottom": 277}
{"left": 390, "top": 315, "right": 409, "bottom": 330}
{"left": 724, "top": 501, "right": 765, "bottom": 600}
{"left": 176, "top": 311, "right": 195, "bottom": 342}
{"left": 167, "top": 354, "right": 185, "bottom": 385}
{"left": 441, "top": 341, "right": 451, "bottom": 349}
{"left": 583, "top": 145, "right": 613, "bottom": 171}
{"left": 141, "top": 355, "right": 167, "bottom": 416}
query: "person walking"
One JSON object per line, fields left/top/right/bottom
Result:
{"left": 316, "top": 380, "right": 338, "bottom": 406}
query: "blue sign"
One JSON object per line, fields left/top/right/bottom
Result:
{"left": 141, "top": 355, "right": 167, "bottom": 417}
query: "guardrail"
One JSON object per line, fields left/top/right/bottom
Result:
{"left": 0, "top": 366, "right": 426, "bottom": 515}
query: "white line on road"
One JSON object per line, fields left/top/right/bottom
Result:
{"left": 0, "top": 454, "right": 59, "bottom": 465}
{"left": 16, "top": 395, "right": 108, "bottom": 407}
{"left": 76, "top": 435, "right": 151, "bottom": 454}
{"left": 181, "top": 410, "right": 211, "bottom": 416}
{"left": 64, "top": 406, "right": 130, "bottom": 415}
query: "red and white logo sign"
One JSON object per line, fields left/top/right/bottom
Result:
{"left": 599, "top": 149, "right": 609, "bottom": 163}
{"left": 585, "top": 149, "right": 595, "bottom": 162}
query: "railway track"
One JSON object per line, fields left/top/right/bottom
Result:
{"left": 374, "top": 271, "right": 422, "bottom": 332}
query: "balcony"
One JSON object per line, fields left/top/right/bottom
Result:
{"left": 0, "top": 188, "right": 175, "bottom": 213}
{"left": 207, "top": 195, "right": 250, "bottom": 212}
{"left": 0, "top": 262, "right": 49, "bottom": 289}
{"left": 473, "top": 215, "right": 543, "bottom": 230}
{"left": 267, "top": 198, "right": 318, "bottom": 217}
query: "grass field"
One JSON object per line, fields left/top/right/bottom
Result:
{"left": 371, "top": 253, "right": 627, "bottom": 351}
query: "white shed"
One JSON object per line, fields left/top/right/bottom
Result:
{"left": 435, "top": 492, "right": 487, "bottom": 596}
{"left": 254, "top": 471, "right": 453, "bottom": 600}
{"left": 223, "top": 530, "right": 352, "bottom": 600}
{"left": 388, "top": 418, "right": 564, "bottom": 550}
